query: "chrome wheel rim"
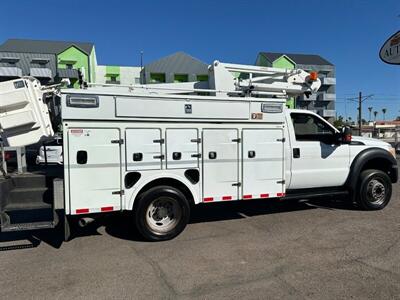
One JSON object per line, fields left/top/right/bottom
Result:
{"left": 367, "top": 179, "right": 386, "bottom": 205}
{"left": 145, "top": 197, "right": 182, "bottom": 235}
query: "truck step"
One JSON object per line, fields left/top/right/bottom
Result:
{"left": 10, "top": 174, "right": 48, "bottom": 189}
{"left": 8, "top": 187, "right": 51, "bottom": 205}
{"left": 0, "top": 212, "right": 55, "bottom": 232}
{"left": 4, "top": 201, "right": 52, "bottom": 211}
{"left": 4, "top": 206, "right": 54, "bottom": 224}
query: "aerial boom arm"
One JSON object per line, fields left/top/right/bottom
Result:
{"left": 209, "top": 61, "right": 321, "bottom": 97}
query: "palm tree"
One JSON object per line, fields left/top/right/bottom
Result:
{"left": 382, "top": 108, "right": 387, "bottom": 121}
{"left": 368, "top": 107, "right": 373, "bottom": 122}
{"left": 373, "top": 111, "right": 378, "bottom": 121}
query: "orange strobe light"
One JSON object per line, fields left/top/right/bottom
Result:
{"left": 309, "top": 71, "right": 318, "bottom": 81}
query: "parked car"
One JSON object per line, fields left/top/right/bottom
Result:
{"left": 0, "top": 149, "right": 17, "bottom": 165}
{"left": 36, "top": 138, "right": 63, "bottom": 165}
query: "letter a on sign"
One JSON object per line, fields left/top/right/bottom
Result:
{"left": 379, "top": 31, "right": 400, "bottom": 65}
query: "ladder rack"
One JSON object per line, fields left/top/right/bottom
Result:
{"left": 86, "top": 60, "right": 321, "bottom": 99}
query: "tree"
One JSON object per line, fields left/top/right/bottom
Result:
{"left": 374, "top": 111, "right": 378, "bottom": 121}
{"left": 348, "top": 116, "right": 352, "bottom": 125}
{"left": 334, "top": 115, "right": 344, "bottom": 128}
{"left": 396, "top": 116, "right": 400, "bottom": 121}
{"left": 368, "top": 107, "right": 373, "bottom": 121}
{"left": 382, "top": 108, "right": 387, "bottom": 121}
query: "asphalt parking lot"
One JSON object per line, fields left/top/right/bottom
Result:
{"left": 1, "top": 182, "right": 400, "bottom": 299}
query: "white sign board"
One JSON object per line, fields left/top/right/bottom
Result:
{"left": 379, "top": 31, "right": 400, "bottom": 65}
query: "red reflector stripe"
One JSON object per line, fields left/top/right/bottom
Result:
{"left": 277, "top": 193, "right": 286, "bottom": 197}
{"left": 76, "top": 208, "right": 89, "bottom": 214}
{"left": 243, "top": 194, "right": 252, "bottom": 199}
{"left": 203, "top": 197, "right": 214, "bottom": 202}
{"left": 260, "top": 193, "right": 270, "bottom": 198}
{"left": 222, "top": 196, "right": 232, "bottom": 201}
{"left": 101, "top": 206, "right": 114, "bottom": 212}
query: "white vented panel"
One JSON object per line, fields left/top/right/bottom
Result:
{"left": 0, "top": 78, "right": 54, "bottom": 147}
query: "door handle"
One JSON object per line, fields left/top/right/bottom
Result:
{"left": 293, "top": 148, "right": 300, "bottom": 158}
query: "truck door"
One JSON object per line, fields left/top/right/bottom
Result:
{"left": 287, "top": 112, "right": 350, "bottom": 189}
{"left": 125, "top": 129, "right": 162, "bottom": 171}
{"left": 166, "top": 129, "right": 199, "bottom": 169}
{"left": 202, "top": 129, "right": 239, "bottom": 202}
{"left": 68, "top": 128, "right": 122, "bottom": 214}
{"left": 242, "top": 129, "right": 285, "bottom": 199}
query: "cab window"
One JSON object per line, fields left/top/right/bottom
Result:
{"left": 291, "top": 113, "right": 335, "bottom": 143}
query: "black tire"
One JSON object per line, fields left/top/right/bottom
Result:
{"left": 135, "top": 185, "right": 190, "bottom": 241}
{"left": 356, "top": 169, "right": 392, "bottom": 210}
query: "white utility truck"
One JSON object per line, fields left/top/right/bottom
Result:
{"left": 0, "top": 61, "right": 397, "bottom": 241}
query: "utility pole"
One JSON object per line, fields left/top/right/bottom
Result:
{"left": 140, "top": 51, "right": 144, "bottom": 84}
{"left": 348, "top": 93, "right": 373, "bottom": 135}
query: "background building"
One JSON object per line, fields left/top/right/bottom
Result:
{"left": 142, "top": 52, "right": 209, "bottom": 84}
{"left": 0, "top": 40, "right": 336, "bottom": 121}
{"left": 96, "top": 65, "right": 141, "bottom": 85}
{"left": 256, "top": 52, "right": 336, "bottom": 121}
{"left": 0, "top": 39, "right": 96, "bottom": 88}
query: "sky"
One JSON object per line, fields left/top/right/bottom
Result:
{"left": 0, "top": 0, "right": 399, "bottom": 120}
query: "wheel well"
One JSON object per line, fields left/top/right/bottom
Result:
{"left": 360, "top": 158, "right": 396, "bottom": 182}
{"left": 134, "top": 178, "right": 195, "bottom": 208}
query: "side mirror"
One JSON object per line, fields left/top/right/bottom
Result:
{"left": 341, "top": 126, "right": 352, "bottom": 144}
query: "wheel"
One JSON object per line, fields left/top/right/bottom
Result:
{"left": 356, "top": 169, "right": 392, "bottom": 210}
{"left": 135, "top": 185, "right": 190, "bottom": 241}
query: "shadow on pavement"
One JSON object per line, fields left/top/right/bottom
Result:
{"left": 0, "top": 197, "right": 355, "bottom": 250}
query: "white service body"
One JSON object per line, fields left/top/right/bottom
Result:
{"left": 0, "top": 61, "right": 396, "bottom": 220}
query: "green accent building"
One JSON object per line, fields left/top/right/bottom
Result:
{"left": 0, "top": 39, "right": 97, "bottom": 88}
{"left": 57, "top": 45, "right": 91, "bottom": 88}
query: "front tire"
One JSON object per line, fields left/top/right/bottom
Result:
{"left": 135, "top": 185, "right": 190, "bottom": 241}
{"left": 356, "top": 169, "right": 392, "bottom": 210}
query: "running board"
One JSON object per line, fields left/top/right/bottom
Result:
{"left": 283, "top": 188, "right": 349, "bottom": 201}
{"left": 0, "top": 212, "right": 55, "bottom": 232}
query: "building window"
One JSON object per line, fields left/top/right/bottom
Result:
{"left": 150, "top": 73, "right": 166, "bottom": 83}
{"left": 174, "top": 74, "right": 188, "bottom": 83}
{"left": 196, "top": 75, "right": 208, "bottom": 82}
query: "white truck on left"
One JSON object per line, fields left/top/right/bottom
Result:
{"left": 0, "top": 61, "right": 397, "bottom": 241}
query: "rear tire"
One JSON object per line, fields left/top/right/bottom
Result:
{"left": 356, "top": 169, "right": 392, "bottom": 210}
{"left": 135, "top": 185, "right": 190, "bottom": 241}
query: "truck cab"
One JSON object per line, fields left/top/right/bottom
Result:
{"left": 284, "top": 109, "right": 397, "bottom": 210}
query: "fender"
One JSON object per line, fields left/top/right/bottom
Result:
{"left": 126, "top": 172, "right": 200, "bottom": 211}
{"left": 345, "top": 147, "right": 398, "bottom": 193}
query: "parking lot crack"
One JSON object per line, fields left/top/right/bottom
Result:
{"left": 130, "top": 246, "right": 177, "bottom": 298}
